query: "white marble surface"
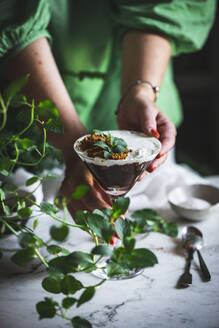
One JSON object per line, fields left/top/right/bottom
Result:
{"left": 1, "top": 162, "right": 219, "bottom": 328}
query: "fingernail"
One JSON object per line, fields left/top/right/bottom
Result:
{"left": 156, "top": 153, "right": 164, "bottom": 159}
{"left": 151, "top": 129, "right": 160, "bottom": 139}
{"left": 148, "top": 166, "right": 157, "bottom": 173}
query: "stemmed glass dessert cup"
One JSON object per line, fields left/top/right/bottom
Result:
{"left": 74, "top": 130, "right": 161, "bottom": 280}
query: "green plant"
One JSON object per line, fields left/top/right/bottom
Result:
{"left": 0, "top": 77, "right": 178, "bottom": 328}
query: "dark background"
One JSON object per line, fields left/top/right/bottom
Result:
{"left": 173, "top": 7, "right": 219, "bottom": 176}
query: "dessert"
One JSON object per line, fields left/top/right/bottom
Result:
{"left": 74, "top": 130, "right": 161, "bottom": 196}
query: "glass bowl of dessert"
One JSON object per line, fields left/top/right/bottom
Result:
{"left": 73, "top": 130, "right": 161, "bottom": 279}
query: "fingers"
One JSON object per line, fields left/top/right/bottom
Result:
{"left": 156, "top": 111, "right": 177, "bottom": 155}
{"left": 139, "top": 103, "right": 159, "bottom": 137}
{"left": 147, "top": 153, "right": 168, "bottom": 172}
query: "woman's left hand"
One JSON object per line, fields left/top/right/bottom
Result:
{"left": 116, "top": 83, "right": 177, "bottom": 175}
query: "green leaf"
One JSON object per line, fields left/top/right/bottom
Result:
{"left": 87, "top": 213, "right": 114, "bottom": 243}
{"left": 123, "top": 237, "right": 136, "bottom": 252}
{"left": 62, "top": 297, "right": 77, "bottom": 309}
{"left": 111, "top": 136, "right": 127, "bottom": 148}
{"left": 42, "top": 276, "right": 61, "bottom": 294}
{"left": 33, "top": 219, "right": 38, "bottom": 230}
{"left": 47, "top": 244, "right": 63, "bottom": 255}
{"left": 94, "top": 140, "right": 110, "bottom": 151}
{"left": 50, "top": 224, "right": 69, "bottom": 242}
{"left": 18, "top": 138, "right": 35, "bottom": 150}
{"left": 40, "top": 202, "right": 59, "bottom": 215}
{"left": 11, "top": 247, "right": 36, "bottom": 266}
{"left": 77, "top": 287, "right": 96, "bottom": 307}
{"left": 106, "top": 262, "right": 129, "bottom": 277}
{"left": 131, "top": 208, "right": 158, "bottom": 220}
{"left": 112, "top": 144, "right": 126, "bottom": 153}
{"left": 36, "top": 298, "right": 56, "bottom": 319}
{"left": 4, "top": 75, "right": 29, "bottom": 103}
{"left": 127, "top": 248, "right": 158, "bottom": 269}
{"left": 10, "top": 94, "right": 27, "bottom": 107}
{"left": 67, "top": 251, "right": 94, "bottom": 269}
{"left": 156, "top": 221, "right": 178, "bottom": 237}
{"left": 60, "top": 274, "right": 83, "bottom": 295}
{"left": 92, "top": 209, "right": 109, "bottom": 220}
{"left": 104, "top": 151, "right": 112, "bottom": 159}
{"left": 0, "top": 251, "right": 3, "bottom": 259}
{"left": 18, "top": 207, "right": 32, "bottom": 219}
{"left": 48, "top": 252, "right": 94, "bottom": 275}
{"left": 3, "top": 183, "right": 18, "bottom": 193}
{"left": 71, "top": 316, "right": 92, "bottom": 328}
{"left": 71, "top": 184, "right": 90, "bottom": 200}
{"left": 74, "top": 210, "right": 89, "bottom": 226}
{"left": 37, "top": 99, "right": 59, "bottom": 118}
{"left": 48, "top": 256, "right": 76, "bottom": 275}
{"left": 18, "top": 232, "right": 36, "bottom": 248}
{"left": 112, "top": 197, "right": 130, "bottom": 219}
{"left": 44, "top": 118, "right": 64, "bottom": 134}
{"left": 115, "top": 218, "right": 132, "bottom": 240}
{"left": 91, "top": 244, "right": 113, "bottom": 257}
{"left": 25, "top": 176, "right": 40, "bottom": 186}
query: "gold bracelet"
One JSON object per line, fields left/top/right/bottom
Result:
{"left": 115, "top": 79, "right": 160, "bottom": 115}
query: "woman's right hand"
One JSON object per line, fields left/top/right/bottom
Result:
{"left": 60, "top": 154, "right": 112, "bottom": 218}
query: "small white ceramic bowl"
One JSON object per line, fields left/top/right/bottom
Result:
{"left": 168, "top": 184, "right": 219, "bottom": 221}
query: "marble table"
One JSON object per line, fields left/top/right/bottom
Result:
{"left": 0, "top": 164, "right": 219, "bottom": 328}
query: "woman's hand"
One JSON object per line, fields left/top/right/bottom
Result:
{"left": 116, "top": 83, "right": 177, "bottom": 173}
{"left": 60, "top": 154, "right": 112, "bottom": 217}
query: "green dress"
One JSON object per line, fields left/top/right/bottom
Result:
{"left": 0, "top": 0, "right": 216, "bottom": 131}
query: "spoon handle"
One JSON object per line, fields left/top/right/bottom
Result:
{"left": 197, "top": 250, "right": 211, "bottom": 281}
{"left": 178, "top": 250, "right": 193, "bottom": 288}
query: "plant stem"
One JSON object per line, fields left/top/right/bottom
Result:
{"left": 34, "top": 248, "right": 49, "bottom": 268}
{"left": 0, "top": 217, "right": 19, "bottom": 236}
{"left": 16, "top": 102, "right": 35, "bottom": 137}
{"left": 0, "top": 92, "right": 8, "bottom": 132}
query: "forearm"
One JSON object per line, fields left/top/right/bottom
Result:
{"left": 121, "top": 31, "right": 171, "bottom": 100}
{"left": 4, "top": 37, "right": 86, "bottom": 160}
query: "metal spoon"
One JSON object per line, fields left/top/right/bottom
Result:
{"left": 178, "top": 226, "right": 211, "bottom": 288}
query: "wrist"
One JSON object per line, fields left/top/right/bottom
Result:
{"left": 130, "top": 83, "right": 155, "bottom": 102}
{"left": 116, "top": 79, "right": 159, "bottom": 114}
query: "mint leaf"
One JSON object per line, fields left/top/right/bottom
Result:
{"left": 71, "top": 316, "right": 92, "bottom": 328}
{"left": 71, "top": 184, "right": 89, "bottom": 200}
{"left": 77, "top": 287, "right": 96, "bottom": 307}
{"left": 36, "top": 298, "right": 56, "bottom": 319}
{"left": 25, "top": 175, "right": 40, "bottom": 186}
{"left": 37, "top": 99, "right": 59, "bottom": 118}
{"left": 112, "top": 197, "right": 130, "bottom": 219}
{"left": 18, "top": 207, "right": 32, "bottom": 219}
{"left": 127, "top": 248, "right": 158, "bottom": 269}
{"left": 11, "top": 247, "right": 36, "bottom": 266}
{"left": 60, "top": 274, "right": 83, "bottom": 295}
{"left": 94, "top": 140, "right": 110, "bottom": 151}
{"left": 50, "top": 225, "right": 69, "bottom": 242}
{"left": 2, "top": 183, "right": 18, "bottom": 193}
{"left": 40, "top": 202, "right": 59, "bottom": 215}
{"left": 42, "top": 276, "right": 61, "bottom": 294}
{"left": 18, "top": 232, "right": 36, "bottom": 248}
{"left": 4, "top": 75, "right": 29, "bottom": 103}
{"left": 87, "top": 213, "right": 114, "bottom": 243}
{"left": 44, "top": 118, "right": 63, "bottom": 134}
{"left": 91, "top": 244, "right": 113, "bottom": 257}
{"left": 62, "top": 297, "right": 77, "bottom": 309}
{"left": 104, "top": 151, "right": 112, "bottom": 159}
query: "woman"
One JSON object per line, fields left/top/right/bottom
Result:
{"left": 0, "top": 0, "right": 216, "bottom": 216}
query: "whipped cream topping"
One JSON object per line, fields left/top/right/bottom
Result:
{"left": 74, "top": 130, "right": 161, "bottom": 166}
